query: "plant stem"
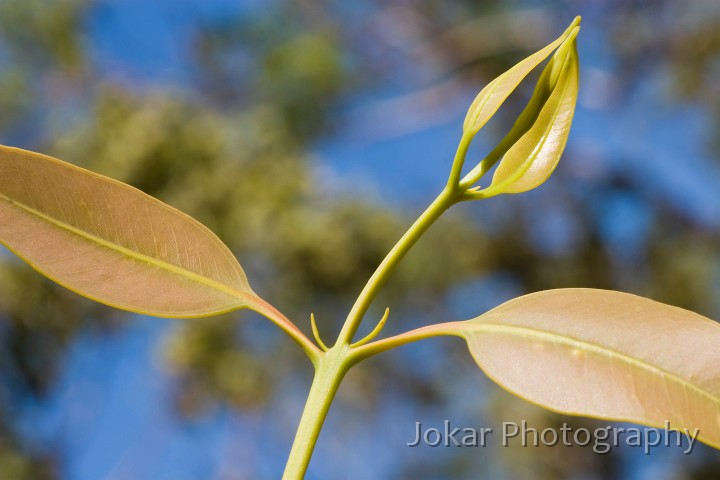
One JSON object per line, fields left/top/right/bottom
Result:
{"left": 250, "top": 297, "right": 322, "bottom": 364}
{"left": 284, "top": 135, "right": 473, "bottom": 477}
{"left": 282, "top": 345, "right": 351, "bottom": 479}
{"left": 350, "top": 321, "right": 466, "bottom": 363}
{"left": 447, "top": 133, "right": 473, "bottom": 189}
{"left": 283, "top": 186, "right": 460, "bottom": 477}
{"left": 335, "top": 135, "right": 473, "bottom": 347}
{"left": 335, "top": 189, "right": 456, "bottom": 346}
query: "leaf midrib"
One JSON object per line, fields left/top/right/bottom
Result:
{"left": 0, "top": 191, "right": 255, "bottom": 306}
{"left": 470, "top": 322, "right": 720, "bottom": 409}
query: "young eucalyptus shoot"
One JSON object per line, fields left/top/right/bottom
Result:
{"left": 2, "top": 16, "right": 719, "bottom": 479}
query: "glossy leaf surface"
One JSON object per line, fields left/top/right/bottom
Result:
{"left": 455, "top": 288, "right": 720, "bottom": 449}
{"left": 462, "top": 16, "right": 580, "bottom": 136}
{"left": 488, "top": 34, "right": 579, "bottom": 194}
{"left": 0, "top": 145, "right": 261, "bottom": 317}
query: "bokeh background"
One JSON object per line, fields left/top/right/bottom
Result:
{"left": 1, "top": 0, "right": 719, "bottom": 479}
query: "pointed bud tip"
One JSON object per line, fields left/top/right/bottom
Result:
{"left": 559, "top": 20, "right": 581, "bottom": 54}
{"left": 461, "top": 15, "right": 582, "bottom": 138}
{"left": 566, "top": 26, "right": 581, "bottom": 44}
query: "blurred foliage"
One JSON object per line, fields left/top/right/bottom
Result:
{"left": 0, "top": 0, "right": 719, "bottom": 479}
{"left": 608, "top": 0, "right": 720, "bottom": 153}
{"left": 0, "top": 433, "right": 54, "bottom": 480}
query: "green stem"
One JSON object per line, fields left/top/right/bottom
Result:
{"left": 350, "top": 321, "right": 466, "bottom": 363}
{"left": 447, "top": 133, "right": 473, "bottom": 189}
{"left": 283, "top": 134, "right": 473, "bottom": 477}
{"left": 335, "top": 188, "right": 456, "bottom": 346}
{"left": 282, "top": 346, "right": 351, "bottom": 479}
{"left": 335, "top": 133, "right": 473, "bottom": 347}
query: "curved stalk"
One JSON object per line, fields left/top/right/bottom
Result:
{"left": 310, "top": 313, "right": 330, "bottom": 352}
{"left": 335, "top": 133, "right": 473, "bottom": 347}
{"left": 351, "top": 307, "right": 390, "bottom": 348}
{"left": 335, "top": 190, "right": 456, "bottom": 345}
{"left": 250, "top": 298, "right": 322, "bottom": 365}
{"left": 349, "top": 321, "right": 467, "bottom": 363}
{"left": 447, "top": 133, "right": 473, "bottom": 189}
{"left": 283, "top": 137, "right": 471, "bottom": 477}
